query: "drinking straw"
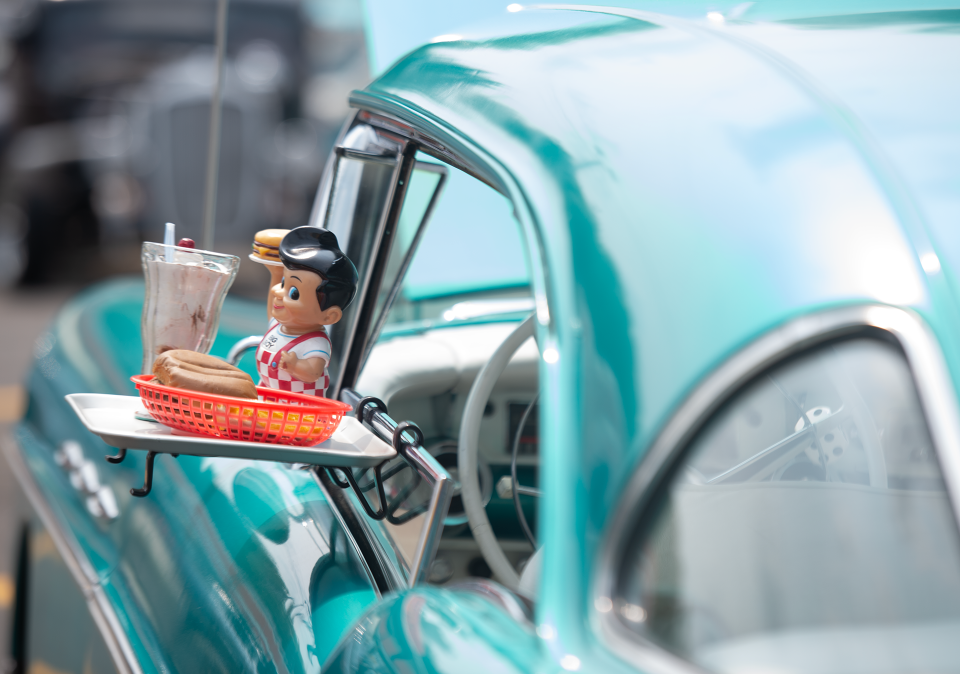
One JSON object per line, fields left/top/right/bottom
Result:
{"left": 164, "top": 222, "right": 175, "bottom": 262}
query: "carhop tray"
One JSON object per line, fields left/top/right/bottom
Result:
{"left": 65, "top": 393, "right": 397, "bottom": 468}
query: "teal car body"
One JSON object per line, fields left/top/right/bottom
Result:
{"left": 8, "top": 3, "right": 960, "bottom": 674}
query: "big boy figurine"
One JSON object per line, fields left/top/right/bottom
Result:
{"left": 251, "top": 227, "right": 358, "bottom": 397}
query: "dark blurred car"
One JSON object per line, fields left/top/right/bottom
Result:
{"left": 0, "top": 0, "right": 335, "bottom": 284}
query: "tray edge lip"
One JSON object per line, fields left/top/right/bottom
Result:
{"left": 64, "top": 393, "right": 396, "bottom": 467}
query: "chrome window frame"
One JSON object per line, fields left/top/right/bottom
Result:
{"left": 592, "top": 304, "right": 960, "bottom": 672}
{"left": 317, "top": 127, "right": 409, "bottom": 399}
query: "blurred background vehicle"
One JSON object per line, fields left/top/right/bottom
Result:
{"left": 0, "top": 0, "right": 369, "bottom": 289}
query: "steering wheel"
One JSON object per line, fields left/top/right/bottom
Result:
{"left": 457, "top": 314, "right": 537, "bottom": 590}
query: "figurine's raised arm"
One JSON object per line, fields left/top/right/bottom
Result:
{"left": 251, "top": 229, "right": 289, "bottom": 320}
{"left": 251, "top": 227, "right": 358, "bottom": 398}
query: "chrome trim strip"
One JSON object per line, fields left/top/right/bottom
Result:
{"left": 346, "top": 94, "right": 553, "bottom": 336}
{"left": 335, "top": 147, "right": 399, "bottom": 165}
{"left": 340, "top": 140, "right": 418, "bottom": 390}
{"left": 349, "top": 101, "right": 509, "bottom": 196}
{"left": 405, "top": 445, "right": 454, "bottom": 586}
{"left": 313, "top": 474, "right": 385, "bottom": 598}
{"left": 2, "top": 431, "right": 142, "bottom": 674}
{"left": 307, "top": 111, "right": 357, "bottom": 233}
{"left": 592, "top": 305, "right": 960, "bottom": 670}
{"left": 361, "top": 160, "right": 449, "bottom": 368}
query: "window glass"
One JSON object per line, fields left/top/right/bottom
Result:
{"left": 615, "top": 338, "right": 960, "bottom": 674}
{"left": 372, "top": 157, "right": 532, "bottom": 341}
{"left": 402, "top": 159, "right": 529, "bottom": 302}
{"left": 365, "top": 157, "right": 446, "bottom": 346}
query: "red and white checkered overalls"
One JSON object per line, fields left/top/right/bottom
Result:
{"left": 256, "top": 322, "right": 331, "bottom": 397}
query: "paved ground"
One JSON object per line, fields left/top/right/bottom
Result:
{"left": 0, "top": 284, "right": 77, "bottom": 668}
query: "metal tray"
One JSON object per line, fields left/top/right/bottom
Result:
{"left": 65, "top": 393, "right": 396, "bottom": 467}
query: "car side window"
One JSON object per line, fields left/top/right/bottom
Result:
{"left": 365, "top": 153, "right": 531, "bottom": 352}
{"left": 613, "top": 338, "right": 960, "bottom": 673}
{"left": 341, "top": 155, "right": 536, "bottom": 586}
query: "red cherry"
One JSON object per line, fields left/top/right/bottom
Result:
{"left": 177, "top": 238, "right": 196, "bottom": 249}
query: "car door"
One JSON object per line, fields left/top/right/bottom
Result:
{"left": 595, "top": 307, "right": 960, "bottom": 674}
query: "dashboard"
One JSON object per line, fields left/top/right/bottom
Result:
{"left": 355, "top": 320, "right": 541, "bottom": 585}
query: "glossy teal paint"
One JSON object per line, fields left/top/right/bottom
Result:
{"left": 16, "top": 278, "right": 378, "bottom": 672}
{"left": 354, "top": 6, "right": 960, "bottom": 670}
{"left": 323, "top": 587, "right": 541, "bottom": 673}
{"left": 361, "top": 0, "right": 960, "bottom": 76}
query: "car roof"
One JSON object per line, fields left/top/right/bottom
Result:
{"left": 361, "top": 1, "right": 960, "bottom": 76}
{"left": 355, "top": 5, "right": 960, "bottom": 526}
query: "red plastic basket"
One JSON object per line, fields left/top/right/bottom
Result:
{"left": 131, "top": 375, "right": 352, "bottom": 446}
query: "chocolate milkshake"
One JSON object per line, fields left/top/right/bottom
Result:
{"left": 140, "top": 241, "right": 239, "bottom": 374}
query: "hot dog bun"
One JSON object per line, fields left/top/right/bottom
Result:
{"left": 152, "top": 350, "right": 258, "bottom": 399}
{"left": 251, "top": 229, "right": 289, "bottom": 264}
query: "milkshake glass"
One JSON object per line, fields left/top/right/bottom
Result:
{"left": 140, "top": 242, "right": 239, "bottom": 374}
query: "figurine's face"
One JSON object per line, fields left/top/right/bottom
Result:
{"left": 271, "top": 267, "right": 343, "bottom": 334}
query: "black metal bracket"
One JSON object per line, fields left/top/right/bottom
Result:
{"left": 392, "top": 420, "right": 423, "bottom": 459}
{"left": 103, "top": 448, "right": 180, "bottom": 498}
{"left": 385, "top": 469, "right": 425, "bottom": 525}
{"left": 327, "top": 467, "right": 350, "bottom": 489}
{"left": 131, "top": 451, "right": 157, "bottom": 497}
{"left": 355, "top": 396, "right": 387, "bottom": 425}
{"left": 105, "top": 447, "right": 127, "bottom": 464}
{"left": 330, "top": 457, "right": 426, "bottom": 525}
{"left": 342, "top": 461, "right": 388, "bottom": 520}
{"left": 383, "top": 422, "right": 427, "bottom": 524}
{"left": 333, "top": 396, "right": 431, "bottom": 524}
{"left": 356, "top": 458, "right": 406, "bottom": 490}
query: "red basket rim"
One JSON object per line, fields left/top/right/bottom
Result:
{"left": 130, "top": 374, "right": 353, "bottom": 413}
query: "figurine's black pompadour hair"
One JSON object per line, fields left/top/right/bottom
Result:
{"left": 279, "top": 227, "right": 358, "bottom": 312}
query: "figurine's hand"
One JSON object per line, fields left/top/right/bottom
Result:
{"left": 279, "top": 351, "right": 298, "bottom": 371}
{"left": 279, "top": 354, "right": 326, "bottom": 383}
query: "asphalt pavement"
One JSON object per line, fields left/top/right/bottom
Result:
{"left": 0, "top": 285, "right": 76, "bottom": 668}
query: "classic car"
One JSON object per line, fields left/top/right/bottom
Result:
{"left": 6, "top": 2, "right": 960, "bottom": 673}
